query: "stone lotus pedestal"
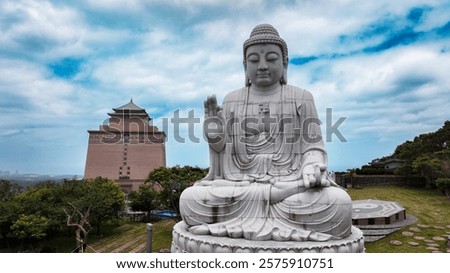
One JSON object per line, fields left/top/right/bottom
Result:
{"left": 171, "top": 221, "right": 365, "bottom": 253}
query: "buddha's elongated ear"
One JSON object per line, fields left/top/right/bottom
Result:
{"left": 280, "top": 65, "right": 288, "bottom": 85}
{"left": 244, "top": 62, "right": 251, "bottom": 86}
{"left": 245, "top": 74, "right": 251, "bottom": 86}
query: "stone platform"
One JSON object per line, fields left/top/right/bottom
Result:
{"left": 352, "top": 199, "right": 406, "bottom": 225}
{"left": 352, "top": 200, "right": 416, "bottom": 242}
{"left": 171, "top": 221, "right": 365, "bottom": 253}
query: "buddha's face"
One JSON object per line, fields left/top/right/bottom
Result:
{"left": 245, "top": 43, "right": 284, "bottom": 89}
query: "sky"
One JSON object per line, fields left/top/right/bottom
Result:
{"left": 0, "top": 0, "right": 449, "bottom": 175}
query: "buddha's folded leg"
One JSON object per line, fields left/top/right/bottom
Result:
{"left": 179, "top": 184, "right": 271, "bottom": 233}
{"left": 271, "top": 186, "right": 352, "bottom": 238}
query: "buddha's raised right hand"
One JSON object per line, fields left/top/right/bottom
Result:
{"left": 204, "top": 95, "right": 226, "bottom": 153}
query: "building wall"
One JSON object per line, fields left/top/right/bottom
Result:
{"left": 84, "top": 143, "right": 124, "bottom": 179}
{"left": 384, "top": 161, "right": 403, "bottom": 171}
{"left": 338, "top": 174, "right": 426, "bottom": 188}
{"left": 84, "top": 139, "right": 166, "bottom": 191}
{"left": 126, "top": 143, "right": 166, "bottom": 180}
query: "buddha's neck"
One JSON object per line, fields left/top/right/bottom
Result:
{"left": 250, "top": 83, "right": 282, "bottom": 96}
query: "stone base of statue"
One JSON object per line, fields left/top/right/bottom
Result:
{"left": 171, "top": 221, "right": 365, "bottom": 253}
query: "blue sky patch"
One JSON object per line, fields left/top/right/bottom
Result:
{"left": 407, "top": 7, "right": 426, "bottom": 24}
{"left": 49, "top": 57, "right": 83, "bottom": 78}
{"left": 290, "top": 56, "right": 318, "bottom": 65}
{"left": 363, "top": 28, "right": 422, "bottom": 53}
{"left": 437, "top": 21, "right": 450, "bottom": 37}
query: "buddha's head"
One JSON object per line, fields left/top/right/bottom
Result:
{"left": 243, "top": 24, "right": 288, "bottom": 88}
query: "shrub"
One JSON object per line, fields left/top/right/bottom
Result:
{"left": 436, "top": 178, "right": 450, "bottom": 200}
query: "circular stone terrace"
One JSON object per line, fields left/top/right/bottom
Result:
{"left": 352, "top": 199, "right": 406, "bottom": 225}
{"left": 352, "top": 199, "right": 417, "bottom": 242}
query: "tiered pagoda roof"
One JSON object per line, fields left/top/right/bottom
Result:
{"left": 108, "top": 99, "right": 151, "bottom": 119}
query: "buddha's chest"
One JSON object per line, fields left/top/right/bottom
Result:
{"left": 241, "top": 101, "right": 296, "bottom": 135}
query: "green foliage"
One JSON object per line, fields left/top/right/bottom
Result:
{"left": 11, "top": 214, "right": 50, "bottom": 240}
{"left": 0, "top": 198, "right": 19, "bottom": 238}
{"left": 435, "top": 178, "right": 450, "bottom": 200}
{"left": 411, "top": 155, "right": 444, "bottom": 187}
{"left": 0, "top": 177, "right": 125, "bottom": 246}
{"left": 146, "top": 166, "right": 208, "bottom": 217}
{"left": 411, "top": 155, "right": 443, "bottom": 173}
{"left": 13, "top": 182, "right": 65, "bottom": 233}
{"left": 394, "top": 163, "right": 414, "bottom": 176}
{"left": 128, "top": 184, "right": 160, "bottom": 213}
{"left": 0, "top": 180, "right": 22, "bottom": 237}
{"left": 0, "top": 180, "right": 22, "bottom": 202}
{"left": 81, "top": 177, "right": 126, "bottom": 233}
{"left": 354, "top": 167, "right": 388, "bottom": 175}
{"left": 392, "top": 121, "right": 450, "bottom": 188}
{"left": 395, "top": 121, "right": 450, "bottom": 160}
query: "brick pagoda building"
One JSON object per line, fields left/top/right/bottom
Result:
{"left": 84, "top": 100, "right": 166, "bottom": 192}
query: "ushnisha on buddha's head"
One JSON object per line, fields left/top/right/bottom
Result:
{"left": 243, "top": 24, "right": 289, "bottom": 89}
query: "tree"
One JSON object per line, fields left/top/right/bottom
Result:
{"left": 392, "top": 121, "right": 450, "bottom": 190}
{"left": 128, "top": 184, "right": 160, "bottom": 215}
{"left": 411, "top": 155, "right": 443, "bottom": 188}
{"left": 146, "top": 166, "right": 208, "bottom": 219}
{"left": 0, "top": 180, "right": 22, "bottom": 202}
{"left": 0, "top": 180, "right": 22, "bottom": 240}
{"left": 64, "top": 203, "right": 92, "bottom": 253}
{"left": 3, "top": 178, "right": 125, "bottom": 242}
{"left": 436, "top": 178, "right": 450, "bottom": 200}
{"left": 81, "top": 177, "right": 125, "bottom": 234}
{"left": 394, "top": 121, "right": 450, "bottom": 162}
{"left": 13, "top": 182, "right": 65, "bottom": 234}
{"left": 10, "top": 214, "right": 50, "bottom": 251}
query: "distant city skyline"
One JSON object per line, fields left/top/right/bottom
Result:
{"left": 1, "top": 0, "right": 449, "bottom": 175}
{"left": 0, "top": 169, "right": 79, "bottom": 176}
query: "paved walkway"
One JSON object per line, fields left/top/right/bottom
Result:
{"left": 90, "top": 234, "right": 147, "bottom": 253}
{"left": 111, "top": 234, "right": 146, "bottom": 253}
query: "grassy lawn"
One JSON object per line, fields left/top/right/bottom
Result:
{"left": 40, "top": 221, "right": 144, "bottom": 253}
{"left": 85, "top": 219, "right": 176, "bottom": 253}
{"left": 30, "top": 219, "right": 175, "bottom": 253}
{"left": 348, "top": 186, "right": 450, "bottom": 253}
{"left": 151, "top": 219, "right": 176, "bottom": 252}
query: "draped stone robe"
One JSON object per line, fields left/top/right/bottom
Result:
{"left": 180, "top": 85, "right": 352, "bottom": 241}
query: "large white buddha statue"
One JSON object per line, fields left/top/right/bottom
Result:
{"left": 179, "top": 24, "right": 352, "bottom": 242}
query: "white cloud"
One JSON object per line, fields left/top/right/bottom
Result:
{"left": 83, "top": 0, "right": 144, "bottom": 12}
{"left": 89, "top": 33, "right": 245, "bottom": 106}
{"left": 0, "top": 58, "right": 77, "bottom": 117}
{"left": 288, "top": 40, "right": 450, "bottom": 157}
{"left": 416, "top": 3, "right": 450, "bottom": 31}
{"left": 0, "top": 129, "right": 24, "bottom": 137}
{"left": 0, "top": 1, "right": 90, "bottom": 60}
